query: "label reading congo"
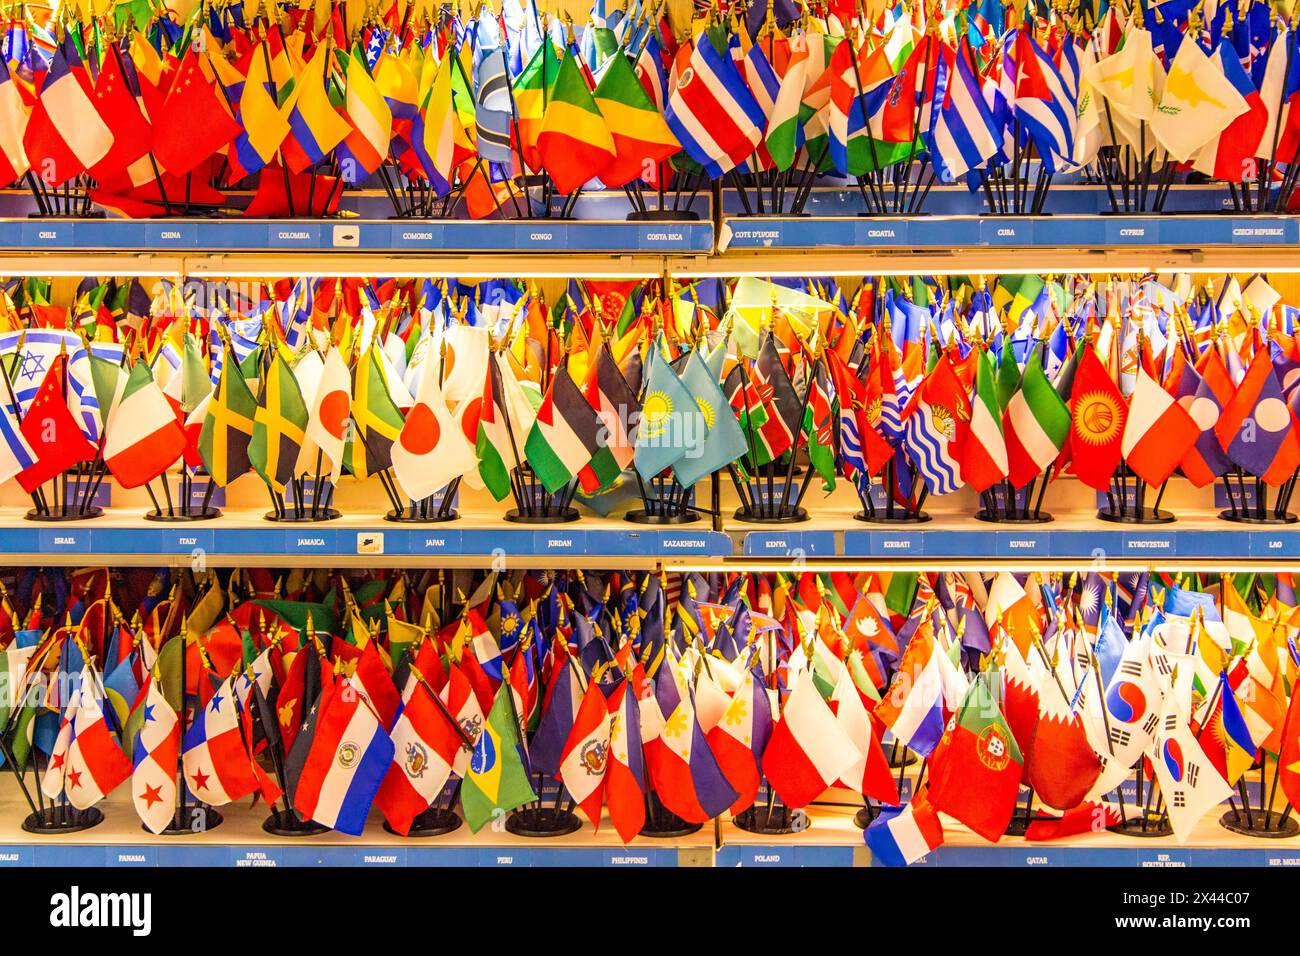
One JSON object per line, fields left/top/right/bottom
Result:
{"left": 976, "top": 723, "right": 1013, "bottom": 772}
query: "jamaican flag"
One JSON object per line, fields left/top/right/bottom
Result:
{"left": 249, "top": 352, "right": 308, "bottom": 494}
{"left": 199, "top": 345, "right": 257, "bottom": 487}
{"left": 344, "top": 344, "right": 404, "bottom": 479}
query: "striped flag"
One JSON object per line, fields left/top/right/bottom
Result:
{"left": 287, "top": 676, "right": 395, "bottom": 836}
{"left": 1003, "top": 347, "right": 1069, "bottom": 488}
{"left": 182, "top": 677, "right": 259, "bottom": 806}
{"left": 664, "top": 33, "right": 765, "bottom": 178}
{"left": 474, "top": 47, "right": 514, "bottom": 165}
{"left": 960, "top": 347, "right": 1009, "bottom": 493}
{"left": 901, "top": 353, "right": 970, "bottom": 495}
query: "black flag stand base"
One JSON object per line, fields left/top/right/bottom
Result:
{"left": 24, "top": 467, "right": 107, "bottom": 522}
{"left": 1218, "top": 468, "right": 1300, "bottom": 524}
{"left": 853, "top": 463, "right": 931, "bottom": 525}
{"left": 1002, "top": 787, "right": 1040, "bottom": 837}
{"left": 1108, "top": 765, "right": 1173, "bottom": 837}
{"left": 147, "top": 803, "right": 223, "bottom": 836}
{"left": 22, "top": 804, "right": 104, "bottom": 834}
{"left": 383, "top": 806, "right": 462, "bottom": 837}
{"left": 731, "top": 460, "right": 813, "bottom": 524}
{"left": 503, "top": 466, "right": 580, "bottom": 524}
{"left": 974, "top": 475, "right": 1054, "bottom": 524}
{"left": 262, "top": 477, "right": 340, "bottom": 523}
{"left": 142, "top": 471, "right": 222, "bottom": 522}
{"left": 639, "top": 791, "right": 703, "bottom": 837}
{"left": 853, "top": 798, "right": 883, "bottom": 830}
{"left": 262, "top": 813, "right": 331, "bottom": 837}
{"left": 885, "top": 739, "right": 918, "bottom": 769}
{"left": 383, "top": 477, "right": 462, "bottom": 524}
{"left": 506, "top": 806, "right": 583, "bottom": 838}
{"left": 628, "top": 471, "right": 700, "bottom": 525}
{"left": 1220, "top": 809, "right": 1299, "bottom": 838}
{"left": 1096, "top": 468, "right": 1174, "bottom": 524}
{"left": 733, "top": 782, "right": 809, "bottom": 836}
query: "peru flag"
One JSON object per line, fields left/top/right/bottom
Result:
{"left": 558, "top": 678, "right": 612, "bottom": 828}
{"left": 705, "top": 666, "right": 773, "bottom": 814}
{"left": 374, "top": 668, "right": 462, "bottom": 836}
{"left": 605, "top": 680, "right": 646, "bottom": 844}
{"left": 762, "top": 671, "right": 860, "bottom": 809}
{"left": 182, "top": 676, "right": 259, "bottom": 806}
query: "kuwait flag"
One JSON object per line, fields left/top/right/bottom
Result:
{"left": 706, "top": 666, "right": 773, "bottom": 814}
{"left": 960, "top": 347, "right": 1009, "bottom": 493}
{"left": 287, "top": 676, "right": 395, "bottom": 836}
{"left": 559, "top": 678, "right": 613, "bottom": 828}
{"left": 182, "top": 677, "right": 260, "bottom": 806}
{"left": 761, "top": 671, "right": 860, "bottom": 809}
{"left": 605, "top": 680, "right": 646, "bottom": 844}
{"left": 104, "top": 361, "right": 188, "bottom": 488}
{"left": 524, "top": 365, "right": 602, "bottom": 494}
{"left": 1121, "top": 366, "right": 1199, "bottom": 487}
{"left": 1003, "top": 349, "right": 1069, "bottom": 488}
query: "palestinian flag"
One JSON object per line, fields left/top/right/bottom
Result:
{"left": 536, "top": 47, "right": 616, "bottom": 194}
{"left": 250, "top": 352, "right": 309, "bottom": 494}
{"left": 475, "top": 358, "right": 517, "bottom": 501}
{"left": 580, "top": 348, "right": 638, "bottom": 491}
{"left": 1004, "top": 347, "right": 1069, "bottom": 488}
{"left": 103, "top": 361, "right": 187, "bottom": 489}
{"left": 592, "top": 50, "right": 679, "bottom": 188}
{"left": 959, "top": 347, "right": 1008, "bottom": 493}
{"left": 198, "top": 346, "right": 257, "bottom": 487}
{"left": 344, "top": 345, "right": 404, "bottom": 480}
{"left": 524, "top": 365, "right": 601, "bottom": 493}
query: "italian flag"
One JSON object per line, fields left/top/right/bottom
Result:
{"left": 104, "top": 361, "right": 187, "bottom": 488}
{"left": 1003, "top": 349, "right": 1069, "bottom": 488}
{"left": 960, "top": 348, "right": 1008, "bottom": 493}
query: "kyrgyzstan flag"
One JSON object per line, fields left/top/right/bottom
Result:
{"left": 103, "top": 362, "right": 188, "bottom": 489}
{"left": 1066, "top": 345, "right": 1127, "bottom": 491}
{"left": 761, "top": 671, "right": 860, "bottom": 810}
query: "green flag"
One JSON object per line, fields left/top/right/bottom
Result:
{"left": 460, "top": 684, "right": 537, "bottom": 832}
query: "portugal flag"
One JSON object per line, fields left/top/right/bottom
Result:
{"left": 1067, "top": 345, "right": 1126, "bottom": 491}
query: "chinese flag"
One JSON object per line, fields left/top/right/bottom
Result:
{"left": 17, "top": 360, "right": 96, "bottom": 493}
{"left": 1067, "top": 346, "right": 1128, "bottom": 491}
{"left": 150, "top": 48, "right": 242, "bottom": 177}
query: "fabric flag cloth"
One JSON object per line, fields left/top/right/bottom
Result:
{"left": 56, "top": 670, "right": 132, "bottom": 810}
{"left": 132, "top": 673, "right": 179, "bottom": 834}
{"left": 302, "top": 346, "right": 352, "bottom": 486}
{"left": 664, "top": 34, "right": 765, "bottom": 178}
{"left": 0, "top": 399, "right": 36, "bottom": 487}
{"left": 705, "top": 665, "right": 772, "bottom": 814}
{"left": 537, "top": 47, "right": 616, "bottom": 194}
{"left": 286, "top": 675, "right": 395, "bottom": 836}
{"left": 22, "top": 38, "right": 113, "bottom": 186}
{"left": 1121, "top": 366, "right": 1199, "bottom": 487}
{"left": 1026, "top": 669, "right": 1103, "bottom": 811}
{"left": 874, "top": 625, "right": 946, "bottom": 756}
{"left": 673, "top": 344, "right": 748, "bottom": 488}
{"left": 646, "top": 662, "right": 738, "bottom": 822}
{"left": 390, "top": 360, "right": 476, "bottom": 502}
{"left": 17, "top": 358, "right": 97, "bottom": 493}
{"left": 901, "top": 353, "right": 971, "bottom": 495}
{"left": 198, "top": 348, "right": 257, "bottom": 488}
{"left": 634, "top": 339, "right": 703, "bottom": 481}
{"left": 1068, "top": 345, "right": 1127, "bottom": 491}
{"left": 1150, "top": 36, "right": 1248, "bottom": 162}
{"left": 249, "top": 352, "right": 309, "bottom": 495}
{"left": 374, "top": 667, "right": 465, "bottom": 835}
{"left": 592, "top": 49, "right": 679, "bottom": 188}
{"left": 104, "top": 361, "right": 187, "bottom": 489}
{"left": 604, "top": 680, "right": 646, "bottom": 844}
{"left": 761, "top": 670, "right": 859, "bottom": 809}
{"left": 959, "top": 347, "right": 1009, "bottom": 493}
{"left": 1150, "top": 681, "right": 1232, "bottom": 843}
{"left": 460, "top": 683, "right": 537, "bottom": 832}
{"left": 926, "top": 671, "right": 1023, "bottom": 843}
{"left": 182, "top": 676, "right": 259, "bottom": 807}
{"left": 558, "top": 677, "right": 612, "bottom": 828}
{"left": 1215, "top": 348, "right": 1300, "bottom": 485}
{"left": 864, "top": 796, "right": 944, "bottom": 867}
{"left": 525, "top": 365, "right": 601, "bottom": 494}
{"left": 1003, "top": 348, "right": 1069, "bottom": 488}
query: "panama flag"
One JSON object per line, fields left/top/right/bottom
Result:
{"left": 182, "top": 676, "right": 259, "bottom": 806}
{"left": 55, "top": 669, "right": 132, "bottom": 810}
{"left": 559, "top": 677, "right": 613, "bottom": 828}
{"left": 133, "top": 673, "right": 179, "bottom": 834}
{"left": 1151, "top": 682, "right": 1232, "bottom": 842}
{"left": 874, "top": 624, "right": 946, "bottom": 756}
{"left": 901, "top": 353, "right": 971, "bottom": 495}
{"left": 865, "top": 794, "right": 944, "bottom": 867}
{"left": 664, "top": 33, "right": 766, "bottom": 178}
{"left": 604, "top": 680, "right": 646, "bottom": 844}
{"left": 1121, "top": 366, "right": 1200, "bottom": 487}
{"left": 389, "top": 356, "right": 477, "bottom": 503}
{"left": 705, "top": 666, "right": 773, "bottom": 814}
{"left": 288, "top": 675, "right": 395, "bottom": 835}
{"left": 762, "top": 670, "right": 860, "bottom": 809}
{"left": 645, "top": 661, "right": 738, "bottom": 823}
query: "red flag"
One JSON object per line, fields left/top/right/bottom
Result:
{"left": 1067, "top": 346, "right": 1127, "bottom": 491}
{"left": 17, "top": 360, "right": 96, "bottom": 493}
{"left": 1025, "top": 679, "right": 1102, "bottom": 811}
{"left": 558, "top": 677, "right": 612, "bottom": 828}
{"left": 87, "top": 47, "right": 151, "bottom": 182}
{"left": 151, "top": 49, "right": 242, "bottom": 177}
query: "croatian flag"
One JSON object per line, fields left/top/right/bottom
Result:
{"left": 288, "top": 676, "right": 395, "bottom": 835}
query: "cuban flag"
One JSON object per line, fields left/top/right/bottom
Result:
{"left": 664, "top": 32, "right": 765, "bottom": 179}
{"left": 1012, "top": 29, "right": 1076, "bottom": 172}
{"left": 928, "top": 44, "right": 999, "bottom": 184}
{"left": 875, "top": 627, "right": 945, "bottom": 756}
{"left": 182, "top": 677, "right": 259, "bottom": 806}
{"left": 287, "top": 676, "right": 394, "bottom": 835}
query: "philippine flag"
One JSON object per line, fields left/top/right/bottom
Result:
{"left": 287, "top": 676, "right": 395, "bottom": 836}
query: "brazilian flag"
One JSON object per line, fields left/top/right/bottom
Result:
{"left": 460, "top": 684, "right": 537, "bottom": 832}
